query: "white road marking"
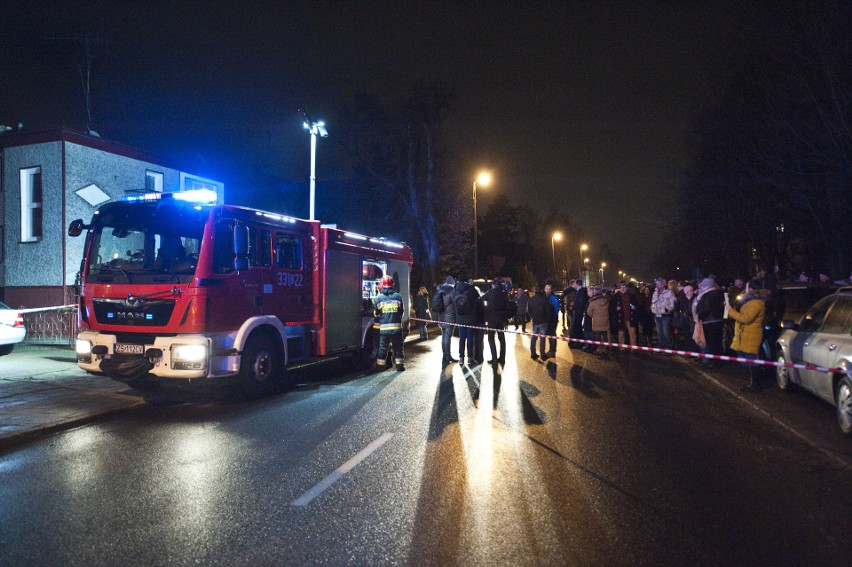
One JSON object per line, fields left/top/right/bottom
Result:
{"left": 290, "top": 432, "right": 394, "bottom": 507}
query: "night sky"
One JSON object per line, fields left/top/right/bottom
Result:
{"left": 2, "top": 1, "right": 757, "bottom": 274}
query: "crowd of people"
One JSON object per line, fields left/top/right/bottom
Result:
{"left": 419, "top": 273, "right": 775, "bottom": 392}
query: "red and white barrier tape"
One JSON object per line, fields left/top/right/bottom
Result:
{"left": 17, "top": 304, "right": 77, "bottom": 314}
{"left": 411, "top": 317, "right": 848, "bottom": 376}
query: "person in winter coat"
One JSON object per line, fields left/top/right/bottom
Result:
{"left": 479, "top": 278, "right": 509, "bottom": 364}
{"left": 677, "top": 283, "right": 697, "bottom": 352}
{"left": 527, "top": 286, "right": 550, "bottom": 360}
{"left": 544, "top": 281, "right": 560, "bottom": 358}
{"left": 569, "top": 279, "right": 589, "bottom": 349}
{"left": 617, "top": 282, "right": 638, "bottom": 348}
{"left": 514, "top": 288, "right": 530, "bottom": 332}
{"left": 413, "top": 286, "right": 430, "bottom": 340}
{"left": 637, "top": 285, "right": 655, "bottom": 346}
{"left": 695, "top": 277, "right": 725, "bottom": 367}
{"left": 454, "top": 275, "right": 482, "bottom": 366}
{"left": 726, "top": 281, "right": 769, "bottom": 391}
{"left": 437, "top": 276, "right": 458, "bottom": 365}
{"left": 585, "top": 286, "right": 610, "bottom": 353}
{"left": 651, "top": 277, "right": 676, "bottom": 349}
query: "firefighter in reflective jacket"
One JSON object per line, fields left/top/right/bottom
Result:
{"left": 373, "top": 275, "right": 405, "bottom": 371}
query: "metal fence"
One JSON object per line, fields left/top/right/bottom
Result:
{"left": 22, "top": 307, "right": 78, "bottom": 346}
{"left": 20, "top": 286, "right": 79, "bottom": 346}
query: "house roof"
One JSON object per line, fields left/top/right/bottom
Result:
{"left": 0, "top": 126, "right": 177, "bottom": 170}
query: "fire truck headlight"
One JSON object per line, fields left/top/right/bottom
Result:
{"left": 171, "top": 344, "right": 208, "bottom": 371}
{"left": 76, "top": 339, "right": 92, "bottom": 363}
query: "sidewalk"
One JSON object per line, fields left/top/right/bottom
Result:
{"left": 0, "top": 345, "right": 145, "bottom": 450}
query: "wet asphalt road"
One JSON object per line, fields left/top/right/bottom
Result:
{"left": 1, "top": 333, "right": 851, "bottom": 566}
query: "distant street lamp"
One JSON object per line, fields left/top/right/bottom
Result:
{"left": 551, "top": 231, "right": 562, "bottom": 277}
{"left": 300, "top": 110, "right": 328, "bottom": 221}
{"left": 579, "top": 243, "right": 588, "bottom": 278}
{"left": 600, "top": 262, "right": 607, "bottom": 284}
{"left": 472, "top": 171, "right": 492, "bottom": 277}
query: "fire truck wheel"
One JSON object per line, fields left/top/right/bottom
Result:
{"left": 356, "top": 331, "right": 377, "bottom": 369}
{"left": 240, "top": 334, "right": 279, "bottom": 399}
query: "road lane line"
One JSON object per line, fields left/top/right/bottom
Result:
{"left": 290, "top": 432, "right": 394, "bottom": 507}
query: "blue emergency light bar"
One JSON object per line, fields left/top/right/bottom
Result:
{"left": 121, "top": 189, "right": 218, "bottom": 204}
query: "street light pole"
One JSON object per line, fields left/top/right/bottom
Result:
{"left": 472, "top": 171, "right": 492, "bottom": 277}
{"left": 600, "top": 262, "right": 606, "bottom": 284}
{"left": 300, "top": 110, "right": 328, "bottom": 221}
{"left": 579, "top": 243, "right": 588, "bottom": 278}
{"left": 551, "top": 231, "right": 562, "bottom": 279}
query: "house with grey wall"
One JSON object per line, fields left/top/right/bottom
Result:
{"left": 0, "top": 127, "right": 224, "bottom": 309}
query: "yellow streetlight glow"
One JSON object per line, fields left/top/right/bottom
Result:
{"left": 472, "top": 170, "right": 493, "bottom": 277}
{"left": 552, "top": 231, "right": 562, "bottom": 241}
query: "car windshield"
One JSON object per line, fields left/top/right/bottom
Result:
{"left": 87, "top": 205, "right": 207, "bottom": 284}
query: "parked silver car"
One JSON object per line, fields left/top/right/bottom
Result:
{"left": 775, "top": 288, "right": 852, "bottom": 435}
{"left": 0, "top": 301, "right": 27, "bottom": 356}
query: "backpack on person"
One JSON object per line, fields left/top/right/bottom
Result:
{"left": 455, "top": 291, "right": 473, "bottom": 316}
{"left": 431, "top": 289, "right": 446, "bottom": 313}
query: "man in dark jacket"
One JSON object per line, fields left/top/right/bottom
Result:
{"left": 544, "top": 281, "right": 560, "bottom": 358}
{"left": 696, "top": 277, "right": 725, "bottom": 368}
{"left": 527, "top": 286, "right": 550, "bottom": 360}
{"left": 437, "top": 276, "right": 458, "bottom": 365}
{"left": 569, "top": 279, "right": 589, "bottom": 349}
{"left": 479, "top": 278, "right": 509, "bottom": 364}
{"left": 454, "top": 275, "right": 482, "bottom": 365}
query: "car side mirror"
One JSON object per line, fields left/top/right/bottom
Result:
{"left": 780, "top": 319, "right": 796, "bottom": 330}
{"left": 68, "top": 219, "right": 89, "bottom": 237}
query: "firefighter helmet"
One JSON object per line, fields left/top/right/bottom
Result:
{"left": 381, "top": 275, "right": 394, "bottom": 289}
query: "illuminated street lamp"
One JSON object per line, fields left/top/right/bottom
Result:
{"left": 551, "top": 231, "right": 562, "bottom": 277}
{"left": 300, "top": 110, "right": 329, "bottom": 221}
{"left": 472, "top": 171, "right": 492, "bottom": 277}
{"left": 600, "top": 262, "right": 607, "bottom": 284}
{"left": 579, "top": 243, "right": 588, "bottom": 277}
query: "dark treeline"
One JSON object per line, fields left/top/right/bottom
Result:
{"left": 661, "top": 3, "right": 851, "bottom": 283}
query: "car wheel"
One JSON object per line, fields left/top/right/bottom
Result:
{"left": 0, "top": 344, "right": 13, "bottom": 357}
{"left": 239, "top": 334, "right": 279, "bottom": 399}
{"left": 776, "top": 355, "right": 795, "bottom": 391}
{"left": 835, "top": 375, "right": 852, "bottom": 436}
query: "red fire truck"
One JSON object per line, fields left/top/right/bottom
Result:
{"left": 69, "top": 190, "right": 412, "bottom": 397}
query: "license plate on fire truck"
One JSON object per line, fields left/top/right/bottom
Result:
{"left": 114, "top": 343, "right": 144, "bottom": 355}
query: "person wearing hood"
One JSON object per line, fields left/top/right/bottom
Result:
{"left": 695, "top": 276, "right": 725, "bottom": 367}
{"left": 436, "top": 275, "right": 458, "bottom": 365}
{"left": 585, "top": 285, "right": 610, "bottom": 353}
{"left": 726, "top": 280, "right": 770, "bottom": 392}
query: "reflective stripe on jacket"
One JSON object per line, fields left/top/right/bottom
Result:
{"left": 373, "top": 290, "right": 404, "bottom": 335}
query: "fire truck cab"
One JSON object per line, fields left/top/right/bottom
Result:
{"left": 69, "top": 190, "right": 412, "bottom": 397}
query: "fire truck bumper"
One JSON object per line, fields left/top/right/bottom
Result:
{"left": 75, "top": 331, "right": 240, "bottom": 380}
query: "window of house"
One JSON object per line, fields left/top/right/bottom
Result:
{"left": 20, "top": 166, "right": 42, "bottom": 242}
{"left": 146, "top": 170, "right": 164, "bottom": 192}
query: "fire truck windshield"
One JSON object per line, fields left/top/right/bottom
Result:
{"left": 87, "top": 203, "right": 206, "bottom": 284}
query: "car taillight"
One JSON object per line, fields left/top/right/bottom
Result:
{"left": 14, "top": 313, "right": 24, "bottom": 327}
